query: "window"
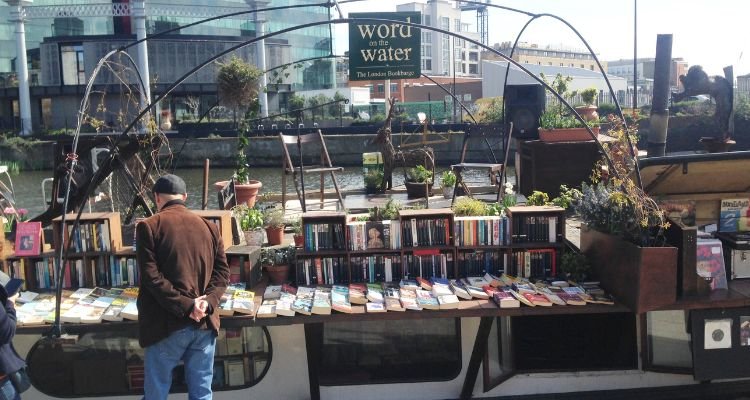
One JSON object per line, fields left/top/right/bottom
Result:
{"left": 390, "top": 83, "right": 398, "bottom": 92}
{"left": 469, "top": 64, "right": 478, "bottom": 74}
{"left": 61, "top": 44, "right": 85, "bottom": 85}
{"left": 377, "top": 84, "right": 384, "bottom": 93}
{"left": 320, "top": 319, "right": 461, "bottom": 385}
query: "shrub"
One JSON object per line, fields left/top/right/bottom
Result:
{"left": 452, "top": 197, "right": 487, "bottom": 217}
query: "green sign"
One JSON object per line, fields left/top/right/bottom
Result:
{"left": 349, "top": 12, "right": 421, "bottom": 81}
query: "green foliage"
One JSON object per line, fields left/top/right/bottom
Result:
{"left": 580, "top": 87, "right": 598, "bottom": 105}
{"left": 233, "top": 205, "right": 264, "bottom": 231}
{"left": 290, "top": 216, "right": 303, "bottom": 235}
{"left": 406, "top": 165, "right": 433, "bottom": 184}
{"left": 234, "top": 128, "right": 252, "bottom": 183}
{"left": 551, "top": 185, "right": 582, "bottom": 210}
{"left": 475, "top": 97, "right": 504, "bottom": 123}
{"left": 597, "top": 103, "right": 618, "bottom": 118}
{"left": 0, "top": 161, "right": 20, "bottom": 174}
{"left": 485, "top": 202, "right": 504, "bottom": 217}
{"left": 369, "top": 113, "right": 386, "bottom": 124}
{"left": 364, "top": 169, "right": 384, "bottom": 189}
{"left": 329, "top": 91, "right": 347, "bottom": 117}
{"left": 263, "top": 206, "right": 285, "bottom": 228}
{"left": 441, "top": 170, "right": 457, "bottom": 188}
{"left": 260, "top": 245, "right": 296, "bottom": 266}
{"left": 539, "top": 73, "right": 599, "bottom": 130}
{"left": 307, "top": 94, "right": 331, "bottom": 119}
{"left": 452, "top": 197, "right": 488, "bottom": 217}
{"left": 526, "top": 191, "right": 550, "bottom": 206}
{"left": 289, "top": 94, "right": 306, "bottom": 122}
{"left": 560, "top": 250, "right": 591, "bottom": 282}
{"left": 216, "top": 56, "right": 262, "bottom": 122}
{"left": 369, "top": 198, "right": 402, "bottom": 221}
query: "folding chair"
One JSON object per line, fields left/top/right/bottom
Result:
{"left": 279, "top": 130, "right": 345, "bottom": 212}
{"left": 450, "top": 124, "right": 506, "bottom": 206}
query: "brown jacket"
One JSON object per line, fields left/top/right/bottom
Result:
{"left": 136, "top": 200, "right": 229, "bottom": 348}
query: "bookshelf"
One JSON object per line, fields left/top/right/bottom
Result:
{"left": 506, "top": 206, "right": 566, "bottom": 279}
{"left": 51, "top": 212, "right": 123, "bottom": 253}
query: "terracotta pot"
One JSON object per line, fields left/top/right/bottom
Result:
{"left": 539, "top": 127, "right": 599, "bottom": 143}
{"left": 214, "top": 180, "right": 263, "bottom": 207}
{"left": 265, "top": 263, "right": 290, "bottom": 285}
{"left": 293, "top": 234, "right": 304, "bottom": 248}
{"left": 244, "top": 229, "right": 264, "bottom": 247}
{"left": 266, "top": 225, "right": 285, "bottom": 246}
{"left": 575, "top": 105, "right": 599, "bottom": 122}
{"left": 405, "top": 181, "right": 433, "bottom": 199}
{"left": 580, "top": 225, "right": 677, "bottom": 313}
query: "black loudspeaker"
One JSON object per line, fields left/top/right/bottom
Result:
{"left": 505, "top": 84, "right": 546, "bottom": 139}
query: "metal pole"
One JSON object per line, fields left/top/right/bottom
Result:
{"left": 202, "top": 158, "right": 209, "bottom": 210}
{"left": 9, "top": 1, "right": 31, "bottom": 136}
{"left": 256, "top": 3, "right": 269, "bottom": 119}
{"left": 647, "top": 34, "right": 672, "bottom": 157}
{"left": 385, "top": 79, "right": 391, "bottom": 116}
{"left": 632, "top": 0, "right": 637, "bottom": 114}
{"left": 133, "top": 0, "right": 152, "bottom": 130}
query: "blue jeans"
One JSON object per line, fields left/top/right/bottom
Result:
{"left": 0, "top": 377, "right": 19, "bottom": 400}
{"left": 144, "top": 325, "right": 216, "bottom": 400}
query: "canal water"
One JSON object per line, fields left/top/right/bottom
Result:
{"left": 10, "top": 166, "right": 515, "bottom": 219}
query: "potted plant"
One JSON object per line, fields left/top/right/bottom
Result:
{"left": 576, "top": 87, "right": 599, "bottom": 122}
{"left": 263, "top": 206, "right": 286, "bottom": 246}
{"left": 404, "top": 165, "right": 433, "bottom": 199}
{"left": 364, "top": 169, "right": 384, "bottom": 195}
{"left": 214, "top": 56, "right": 263, "bottom": 206}
{"left": 452, "top": 197, "right": 488, "bottom": 217}
{"left": 538, "top": 73, "right": 600, "bottom": 142}
{"left": 440, "top": 170, "right": 457, "bottom": 199}
{"left": 574, "top": 117, "right": 677, "bottom": 313}
{"left": 368, "top": 198, "right": 402, "bottom": 221}
{"left": 233, "top": 205, "right": 264, "bottom": 246}
{"left": 291, "top": 216, "right": 304, "bottom": 248}
{"left": 260, "top": 245, "right": 296, "bottom": 285}
{"left": 526, "top": 190, "right": 550, "bottom": 206}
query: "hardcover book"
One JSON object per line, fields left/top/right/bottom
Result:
{"left": 14, "top": 221, "right": 43, "bottom": 256}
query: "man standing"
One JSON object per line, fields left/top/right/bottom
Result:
{"left": 136, "top": 174, "right": 229, "bottom": 399}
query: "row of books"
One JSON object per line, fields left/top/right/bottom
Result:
{"left": 511, "top": 215, "right": 559, "bottom": 243}
{"left": 216, "top": 326, "right": 268, "bottom": 356}
{"left": 457, "top": 250, "right": 505, "bottom": 278}
{"left": 15, "top": 286, "right": 140, "bottom": 325}
{"left": 213, "top": 356, "right": 266, "bottom": 388}
{"left": 347, "top": 220, "right": 401, "bottom": 250}
{"left": 249, "top": 275, "right": 615, "bottom": 318}
{"left": 303, "top": 223, "right": 346, "bottom": 251}
{"left": 349, "top": 255, "right": 402, "bottom": 284}
{"left": 401, "top": 217, "right": 451, "bottom": 247}
{"left": 510, "top": 249, "right": 557, "bottom": 280}
{"left": 32, "top": 255, "right": 139, "bottom": 289}
{"left": 454, "top": 215, "right": 511, "bottom": 247}
{"left": 66, "top": 220, "right": 113, "bottom": 253}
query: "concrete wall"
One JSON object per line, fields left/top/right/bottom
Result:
{"left": 169, "top": 131, "right": 504, "bottom": 169}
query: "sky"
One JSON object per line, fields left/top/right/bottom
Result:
{"left": 332, "top": 0, "right": 749, "bottom": 77}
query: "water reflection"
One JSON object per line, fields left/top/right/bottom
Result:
{"left": 12, "top": 167, "right": 515, "bottom": 219}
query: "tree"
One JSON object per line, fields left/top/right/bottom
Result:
{"left": 289, "top": 94, "right": 306, "bottom": 123}
{"left": 216, "top": 56, "right": 263, "bottom": 127}
{"left": 328, "top": 91, "right": 347, "bottom": 118}
{"left": 307, "top": 94, "right": 330, "bottom": 120}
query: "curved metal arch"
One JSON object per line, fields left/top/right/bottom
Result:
{"left": 455, "top": 0, "right": 637, "bottom": 183}
{"left": 116, "top": 17, "right": 620, "bottom": 184}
